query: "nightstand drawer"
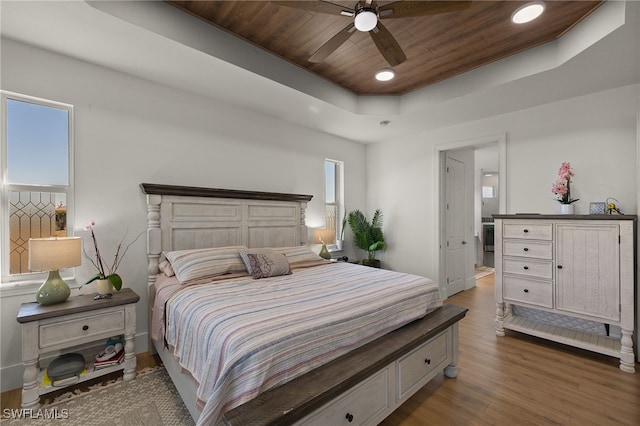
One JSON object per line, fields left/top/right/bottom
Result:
{"left": 39, "top": 309, "right": 125, "bottom": 349}
{"left": 503, "top": 223, "right": 552, "bottom": 240}
{"left": 503, "top": 240, "right": 553, "bottom": 259}
{"left": 503, "top": 276, "right": 552, "bottom": 308}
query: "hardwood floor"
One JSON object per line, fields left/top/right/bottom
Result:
{"left": 2, "top": 275, "right": 638, "bottom": 424}
{"left": 381, "top": 274, "right": 639, "bottom": 425}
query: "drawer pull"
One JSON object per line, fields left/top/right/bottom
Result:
{"left": 424, "top": 358, "right": 431, "bottom": 365}
{"left": 523, "top": 229, "right": 529, "bottom": 233}
{"left": 523, "top": 266, "right": 529, "bottom": 270}
{"left": 345, "top": 413, "right": 354, "bottom": 423}
{"left": 82, "top": 325, "right": 89, "bottom": 331}
{"left": 557, "top": 265, "right": 563, "bottom": 269}
{"left": 523, "top": 289, "right": 529, "bottom": 293}
{"left": 523, "top": 247, "right": 529, "bottom": 252}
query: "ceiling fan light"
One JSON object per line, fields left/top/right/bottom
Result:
{"left": 375, "top": 69, "right": 395, "bottom": 81}
{"left": 511, "top": 2, "right": 545, "bottom": 24}
{"left": 354, "top": 9, "right": 377, "bottom": 32}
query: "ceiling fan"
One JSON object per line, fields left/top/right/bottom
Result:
{"left": 272, "top": 1, "right": 472, "bottom": 66}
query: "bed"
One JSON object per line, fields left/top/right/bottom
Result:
{"left": 141, "top": 183, "right": 468, "bottom": 425}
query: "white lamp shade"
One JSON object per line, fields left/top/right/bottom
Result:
{"left": 29, "top": 237, "right": 82, "bottom": 271}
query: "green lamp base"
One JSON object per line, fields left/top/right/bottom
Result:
{"left": 319, "top": 244, "right": 331, "bottom": 260}
{"left": 36, "top": 270, "right": 71, "bottom": 306}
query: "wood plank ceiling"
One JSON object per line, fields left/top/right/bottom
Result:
{"left": 168, "top": 1, "right": 603, "bottom": 95}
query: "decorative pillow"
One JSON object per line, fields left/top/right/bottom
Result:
{"left": 158, "top": 260, "right": 175, "bottom": 277}
{"left": 239, "top": 249, "right": 291, "bottom": 279}
{"left": 164, "top": 246, "right": 248, "bottom": 285}
{"left": 271, "top": 246, "right": 323, "bottom": 265}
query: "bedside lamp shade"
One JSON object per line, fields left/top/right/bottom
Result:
{"left": 313, "top": 229, "right": 335, "bottom": 260}
{"left": 29, "top": 237, "right": 82, "bottom": 305}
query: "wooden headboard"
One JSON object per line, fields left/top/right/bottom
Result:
{"left": 141, "top": 183, "right": 313, "bottom": 282}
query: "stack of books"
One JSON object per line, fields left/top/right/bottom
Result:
{"left": 94, "top": 349, "right": 124, "bottom": 370}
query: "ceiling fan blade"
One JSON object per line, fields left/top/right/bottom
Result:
{"left": 370, "top": 22, "right": 407, "bottom": 66}
{"left": 271, "top": 1, "right": 354, "bottom": 16}
{"left": 379, "top": 1, "right": 472, "bottom": 19}
{"left": 309, "top": 23, "right": 357, "bottom": 63}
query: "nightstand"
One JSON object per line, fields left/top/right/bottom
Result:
{"left": 16, "top": 288, "right": 139, "bottom": 409}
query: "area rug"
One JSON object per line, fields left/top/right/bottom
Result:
{"left": 1, "top": 367, "right": 194, "bottom": 426}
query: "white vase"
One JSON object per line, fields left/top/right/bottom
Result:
{"left": 559, "top": 204, "right": 575, "bottom": 214}
{"left": 336, "top": 239, "right": 344, "bottom": 250}
{"left": 95, "top": 278, "right": 113, "bottom": 295}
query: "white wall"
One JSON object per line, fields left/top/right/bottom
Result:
{"left": 368, "top": 84, "right": 639, "bottom": 288}
{"left": 0, "top": 39, "right": 367, "bottom": 391}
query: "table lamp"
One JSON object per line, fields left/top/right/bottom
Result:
{"left": 313, "top": 228, "right": 336, "bottom": 260}
{"left": 29, "top": 237, "right": 82, "bottom": 305}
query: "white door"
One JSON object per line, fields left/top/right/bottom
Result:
{"left": 445, "top": 154, "right": 466, "bottom": 296}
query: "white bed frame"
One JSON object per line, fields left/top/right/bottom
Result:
{"left": 141, "top": 183, "right": 467, "bottom": 425}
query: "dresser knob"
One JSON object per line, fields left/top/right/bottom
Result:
{"left": 523, "top": 229, "right": 529, "bottom": 233}
{"left": 82, "top": 325, "right": 89, "bottom": 331}
{"left": 345, "top": 413, "right": 354, "bottom": 422}
{"left": 557, "top": 265, "right": 563, "bottom": 269}
{"left": 523, "top": 289, "right": 529, "bottom": 293}
{"left": 523, "top": 266, "right": 529, "bottom": 270}
{"left": 523, "top": 248, "right": 529, "bottom": 252}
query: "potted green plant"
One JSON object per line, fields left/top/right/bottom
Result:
{"left": 347, "top": 209, "right": 386, "bottom": 267}
{"left": 83, "top": 221, "right": 143, "bottom": 297}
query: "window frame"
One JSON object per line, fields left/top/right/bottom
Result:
{"left": 1, "top": 91, "right": 75, "bottom": 291}
{"left": 325, "top": 158, "right": 345, "bottom": 249}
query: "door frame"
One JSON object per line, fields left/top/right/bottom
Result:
{"left": 434, "top": 133, "right": 507, "bottom": 298}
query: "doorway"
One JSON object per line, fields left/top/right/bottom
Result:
{"left": 435, "top": 134, "right": 506, "bottom": 298}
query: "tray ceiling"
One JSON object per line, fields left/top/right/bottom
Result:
{"left": 168, "top": 1, "right": 603, "bottom": 95}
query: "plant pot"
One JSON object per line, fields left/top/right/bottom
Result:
{"left": 362, "top": 259, "right": 381, "bottom": 268}
{"left": 95, "top": 279, "right": 113, "bottom": 295}
{"left": 336, "top": 239, "right": 344, "bottom": 250}
{"left": 558, "top": 204, "right": 575, "bottom": 215}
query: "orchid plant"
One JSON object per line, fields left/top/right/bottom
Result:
{"left": 83, "top": 221, "right": 143, "bottom": 291}
{"left": 551, "top": 162, "right": 579, "bottom": 205}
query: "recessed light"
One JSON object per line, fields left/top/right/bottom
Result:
{"left": 512, "top": 2, "right": 545, "bottom": 24}
{"left": 375, "top": 69, "right": 395, "bottom": 81}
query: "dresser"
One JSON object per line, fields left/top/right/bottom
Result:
{"left": 494, "top": 215, "right": 636, "bottom": 373}
{"left": 17, "top": 288, "right": 139, "bottom": 408}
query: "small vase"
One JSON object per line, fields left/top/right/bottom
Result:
{"left": 336, "top": 239, "right": 344, "bottom": 250}
{"left": 559, "top": 204, "right": 575, "bottom": 215}
{"left": 95, "top": 279, "right": 113, "bottom": 296}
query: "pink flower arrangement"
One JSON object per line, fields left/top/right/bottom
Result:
{"left": 552, "top": 162, "right": 579, "bottom": 204}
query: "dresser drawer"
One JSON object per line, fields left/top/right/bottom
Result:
{"left": 39, "top": 309, "right": 125, "bottom": 349}
{"left": 397, "top": 331, "right": 448, "bottom": 400}
{"left": 503, "top": 240, "right": 553, "bottom": 259}
{"left": 300, "top": 366, "right": 390, "bottom": 426}
{"left": 503, "top": 223, "right": 552, "bottom": 240}
{"left": 503, "top": 276, "right": 552, "bottom": 308}
{"left": 503, "top": 258, "right": 553, "bottom": 279}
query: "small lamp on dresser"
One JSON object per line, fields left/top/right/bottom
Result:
{"left": 29, "top": 237, "right": 82, "bottom": 305}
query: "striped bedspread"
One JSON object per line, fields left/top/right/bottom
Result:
{"left": 163, "top": 262, "right": 442, "bottom": 425}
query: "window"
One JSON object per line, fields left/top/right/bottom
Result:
{"left": 1, "top": 92, "right": 74, "bottom": 283}
{"left": 324, "top": 159, "right": 344, "bottom": 245}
